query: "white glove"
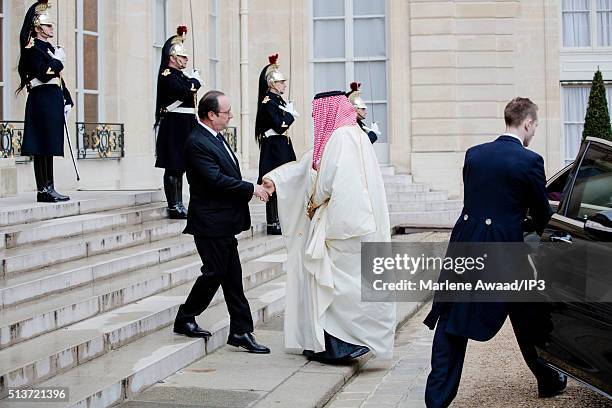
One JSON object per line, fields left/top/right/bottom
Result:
{"left": 48, "top": 47, "right": 66, "bottom": 64}
{"left": 189, "top": 69, "right": 203, "bottom": 86}
{"left": 64, "top": 104, "right": 73, "bottom": 117}
{"left": 369, "top": 121, "right": 382, "bottom": 136}
{"left": 280, "top": 102, "right": 300, "bottom": 118}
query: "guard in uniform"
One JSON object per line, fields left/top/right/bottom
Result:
{"left": 155, "top": 26, "right": 202, "bottom": 219}
{"left": 346, "top": 82, "right": 380, "bottom": 144}
{"left": 255, "top": 54, "right": 298, "bottom": 235}
{"left": 18, "top": 0, "right": 74, "bottom": 202}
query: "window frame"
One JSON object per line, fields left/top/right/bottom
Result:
{"left": 310, "top": 0, "right": 390, "bottom": 157}
{"left": 561, "top": 81, "right": 612, "bottom": 165}
{"left": 561, "top": 0, "right": 612, "bottom": 50}
{"left": 75, "top": 0, "right": 104, "bottom": 123}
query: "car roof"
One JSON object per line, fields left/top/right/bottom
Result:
{"left": 585, "top": 136, "right": 612, "bottom": 149}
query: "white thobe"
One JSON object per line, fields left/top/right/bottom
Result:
{"left": 265, "top": 124, "right": 396, "bottom": 359}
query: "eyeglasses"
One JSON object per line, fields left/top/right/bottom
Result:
{"left": 216, "top": 108, "right": 232, "bottom": 116}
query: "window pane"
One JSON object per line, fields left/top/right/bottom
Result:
{"left": 313, "top": 0, "right": 344, "bottom": 18}
{"left": 597, "top": 0, "right": 612, "bottom": 46}
{"left": 209, "top": 60, "right": 218, "bottom": 89}
{"left": 0, "top": 88, "right": 3, "bottom": 120}
{"left": 562, "top": 0, "right": 591, "bottom": 47}
{"left": 154, "top": 0, "right": 166, "bottom": 45}
{"left": 354, "top": 61, "right": 387, "bottom": 101}
{"left": 84, "top": 34, "right": 98, "bottom": 90}
{"left": 313, "top": 62, "right": 345, "bottom": 94}
{"left": 563, "top": 86, "right": 589, "bottom": 163}
{"left": 314, "top": 20, "right": 344, "bottom": 59}
{"left": 84, "top": 93, "right": 98, "bottom": 123}
{"left": 354, "top": 0, "right": 385, "bottom": 16}
{"left": 354, "top": 18, "right": 385, "bottom": 57}
{"left": 365, "top": 103, "right": 387, "bottom": 143}
{"left": 84, "top": 0, "right": 98, "bottom": 32}
{"left": 566, "top": 144, "right": 612, "bottom": 220}
{"left": 0, "top": 17, "right": 3, "bottom": 82}
{"left": 209, "top": 15, "right": 217, "bottom": 58}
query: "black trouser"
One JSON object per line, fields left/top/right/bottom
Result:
{"left": 425, "top": 304, "right": 560, "bottom": 408}
{"left": 33, "top": 155, "right": 54, "bottom": 191}
{"left": 175, "top": 236, "right": 253, "bottom": 335}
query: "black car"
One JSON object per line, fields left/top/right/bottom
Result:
{"left": 535, "top": 136, "right": 612, "bottom": 399}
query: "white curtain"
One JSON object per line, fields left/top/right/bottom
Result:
{"left": 563, "top": 87, "right": 590, "bottom": 164}
{"left": 597, "top": 0, "right": 612, "bottom": 46}
{"left": 313, "top": 20, "right": 345, "bottom": 59}
{"left": 314, "top": 0, "right": 344, "bottom": 18}
{"left": 354, "top": 18, "right": 386, "bottom": 57}
{"left": 562, "top": 0, "right": 591, "bottom": 47}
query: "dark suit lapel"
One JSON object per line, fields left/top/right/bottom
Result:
{"left": 198, "top": 126, "right": 240, "bottom": 176}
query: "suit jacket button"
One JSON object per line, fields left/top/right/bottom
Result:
{"left": 485, "top": 218, "right": 492, "bottom": 226}
{"left": 463, "top": 214, "right": 469, "bottom": 221}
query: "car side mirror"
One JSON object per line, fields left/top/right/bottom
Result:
{"left": 584, "top": 210, "right": 612, "bottom": 241}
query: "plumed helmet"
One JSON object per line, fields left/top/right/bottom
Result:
{"left": 346, "top": 82, "right": 367, "bottom": 110}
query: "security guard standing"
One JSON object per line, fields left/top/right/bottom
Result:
{"left": 346, "top": 82, "right": 380, "bottom": 144}
{"left": 155, "top": 26, "right": 202, "bottom": 219}
{"left": 18, "top": 0, "right": 73, "bottom": 202}
{"left": 255, "top": 54, "right": 298, "bottom": 235}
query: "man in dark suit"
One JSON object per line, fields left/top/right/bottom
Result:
{"left": 173, "top": 90, "right": 271, "bottom": 354}
{"left": 423, "top": 98, "right": 567, "bottom": 407}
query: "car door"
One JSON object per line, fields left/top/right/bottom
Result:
{"left": 536, "top": 138, "right": 612, "bottom": 397}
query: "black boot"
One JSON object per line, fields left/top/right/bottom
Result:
{"left": 164, "top": 172, "right": 187, "bottom": 219}
{"left": 266, "top": 194, "right": 282, "bottom": 235}
{"left": 44, "top": 157, "right": 69, "bottom": 201}
{"left": 175, "top": 174, "right": 188, "bottom": 218}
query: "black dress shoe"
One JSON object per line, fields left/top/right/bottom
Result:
{"left": 266, "top": 225, "right": 282, "bottom": 235}
{"left": 227, "top": 332, "right": 270, "bottom": 354}
{"left": 538, "top": 372, "right": 567, "bottom": 398}
{"left": 47, "top": 183, "right": 70, "bottom": 201}
{"left": 173, "top": 321, "right": 211, "bottom": 338}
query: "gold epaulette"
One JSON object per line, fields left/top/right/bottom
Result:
{"left": 25, "top": 38, "right": 35, "bottom": 49}
{"left": 162, "top": 69, "right": 171, "bottom": 77}
{"left": 262, "top": 96, "right": 270, "bottom": 104}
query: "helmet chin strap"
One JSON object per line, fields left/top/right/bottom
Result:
{"left": 270, "top": 82, "right": 284, "bottom": 95}
{"left": 37, "top": 25, "right": 54, "bottom": 41}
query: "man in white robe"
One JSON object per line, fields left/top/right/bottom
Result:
{"left": 262, "top": 91, "right": 396, "bottom": 362}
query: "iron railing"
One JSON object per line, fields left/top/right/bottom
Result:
{"left": 76, "top": 122, "right": 125, "bottom": 160}
{"left": 0, "top": 121, "right": 31, "bottom": 163}
{"left": 222, "top": 126, "right": 238, "bottom": 153}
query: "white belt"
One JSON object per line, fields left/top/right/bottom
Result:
{"left": 30, "top": 77, "right": 61, "bottom": 88}
{"left": 165, "top": 100, "right": 194, "bottom": 115}
{"left": 168, "top": 107, "right": 196, "bottom": 115}
{"left": 264, "top": 129, "right": 286, "bottom": 137}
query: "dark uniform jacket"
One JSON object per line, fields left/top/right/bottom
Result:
{"left": 21, "top": 38, "right": 73, "bottom": 157}
{"left": 155, "top": 67, "right": 201, "bottom": 171}
{"left": 357, "top": 119, "right": 378, "bottom": 144}
{"left": 183, "top": 124, "right": 253, "bottom": 237}
{"left": 424, "top": 135, "right": 553, "bottom": 341}
{"left": 256, "top": 91, "right": 296, "bottom": 183}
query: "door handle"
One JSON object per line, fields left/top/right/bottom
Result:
{"left": 550, "top": 233, "right": 573, "bottom": 244}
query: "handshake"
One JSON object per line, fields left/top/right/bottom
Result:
{"left": 253, "top": 178, "right": 276, "bottom": 202}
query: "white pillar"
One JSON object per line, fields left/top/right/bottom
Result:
{"left": 239, "top": 0, "right": 250, "bottom": 170}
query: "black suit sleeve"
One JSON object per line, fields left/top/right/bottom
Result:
{"left": 162, "top": 74, "right": 201, "bottom": 103}
{"left": 61, "top": 78, "right": 73, "bottom": 107}
{"left": 188, "top": 140, "right": 254, "bottom": 202}
{"left": 26, "top": 47, "right": 64, "bottom": 83}
{"left": 263, "top": 100, "right": 295, "bottom": 134}
{"left": 367, "top": 131, "right": 378, "bottom": 144}
{"left": 527, "top": 154, "right": 553, "bottom": 234}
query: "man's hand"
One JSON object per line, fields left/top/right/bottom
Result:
{"left": 254, "top": 184, "right": 270, "bottom": 202}
{"left": 48, "top": 47, "right": 66, "bottom": 64}
{"left": 280, "top": 102, "right": 300, "bottom": 118}
{"left": 64, "top": 104, "right": 73, "bottom": 117}
{"left": 262, "top": 178, "right": 276, "bottom": 195}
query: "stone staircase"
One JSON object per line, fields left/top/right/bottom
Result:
{"left": 0, "top": 171, "right": 460, "bottom": 408}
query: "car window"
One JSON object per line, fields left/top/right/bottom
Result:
{"left": 546, "top": 164, "right": 572, "bottom": 206}
{"left": 566, "top": 143, "right": 612, "bottom": 221}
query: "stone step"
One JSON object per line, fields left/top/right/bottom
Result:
{"left": 379, "top": 165, "right": 396, "bottom": 176}
{"left": 388, "top": 199, "right": 463, "bottom": 213}
{"left": 386, "top": 190, "right": 448, "bottom": 202}
{"left": 0, "top": 191, "right": 166, "bottom": 229}
{"left": 390, "top": 209, "right": 461, "bottom": 229}
{"left": 0, "top": 203, "right": 168, "bottom": 250}
{"left": 0, "top": 249, "right": 286, "bottom": 350}
{"left": 382, "top": 174, "right": 413, "bottom": 184}
{"left": 0, "top": 219, "right": 189, "bottom": 276}
{"left": 383, "top": 183, "right": 430, "bottom": 194}
{"left": 0, "top": 227, "right": 279, "bottom": 308}
{"left": 0, "top": 255, "right": 286, "bottom": 399}
{"left": 0, "top": 275, "right": 287, "bottom": 407}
